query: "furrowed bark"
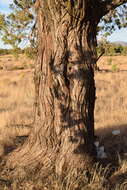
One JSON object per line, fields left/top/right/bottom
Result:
{"left": 7, "top": 0, "right": 100, "bottom": 174}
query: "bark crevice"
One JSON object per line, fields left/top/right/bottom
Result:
{"left": 6, "top": 0, "right": 98, "bottom": 175}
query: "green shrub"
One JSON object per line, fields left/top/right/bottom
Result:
{"left": 0, "top": 49, "right": 11, "bottom": 55}
{"left": 111, "top": 64, "right": 119, "bottom": 72}
{"left": 24, "top": 47, "right": 37, "bottom": 60}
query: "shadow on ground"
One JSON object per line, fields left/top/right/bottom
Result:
{"left": 96, "top": 123, "right": 127, "bottom": 157}
{"left": 95, "top": 123, "right": 127, "bottom": 188}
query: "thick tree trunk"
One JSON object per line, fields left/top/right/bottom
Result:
{"left": 7, "top": 0, "right": 99, "bottom": 174}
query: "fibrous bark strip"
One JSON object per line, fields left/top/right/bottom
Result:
{"left": 7, "top": 0, "right": 104, "bottom": 174}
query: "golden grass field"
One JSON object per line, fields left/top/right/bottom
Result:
{"left": 0, "top": 55, "right": 34, "bottom": 157}
{"left": 0, "top": 54, "right": 127, "bottom": 189}
{"left": 95, "top": 56, "right": 127, "bottom": 139}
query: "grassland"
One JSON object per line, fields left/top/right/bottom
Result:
{"left": 95, "top": 56, "right": 127, "bottom": 159}
{"left": 0, "top": 54, "right": 127, "bottom": 189}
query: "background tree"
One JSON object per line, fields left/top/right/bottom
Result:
{"left": 97, "top": 39, "right": 127, "bottom": 56}
{"left": 1, "top": 1, "right": 127, "bottom": 57}
{"left": 0, "top": 0, "right": 36, "bottom": 58}
{"left": 6, "top": 0, "right": 127, "bottom": 175}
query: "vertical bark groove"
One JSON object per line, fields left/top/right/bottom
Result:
{"left": 6, "top": 0, "right": 100, "bottom": 174}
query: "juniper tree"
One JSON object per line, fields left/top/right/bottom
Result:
{"left": 0, "top": 0, "right": 35, "bottom": 56}
{"left": 6, "top": 0, "right": 127, "bottom": 174}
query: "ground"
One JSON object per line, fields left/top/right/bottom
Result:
{"left": 95, "top": 56, "right": 127, "bottom": 163}
{"left": 0, "top": 54, "right": 127, "bottom": 189}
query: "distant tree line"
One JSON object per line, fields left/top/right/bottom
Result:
{"left": 0, "top": 47, "right": 36, "bottom": 59}
{"left": 0, "top": 42, "right": 127, "bottom": 59}
{"left": 97, "top": 40, "right": 127, "bottom": 56}
{"left": 0, "top": 49, "right": 12, "bottom": 55}
{"left": 1, "top": 1, "right": 127, "bottom": 60}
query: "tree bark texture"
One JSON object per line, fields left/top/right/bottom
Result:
{"left": 7, "top": 0, "right": 102, "bottom": 174}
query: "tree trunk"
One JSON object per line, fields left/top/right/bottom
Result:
{"left": 7, "top": 0, "right": 99, "bottom": 174}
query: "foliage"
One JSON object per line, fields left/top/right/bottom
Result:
{"left": 97, "top": 38, "right": 127, "bottom": 56}
{"left": 0, "top": 0, "right": 36, "bottom": 58}
{"left": 23, "top": 46, "right": 37, "bottom": 59}
{"left": 1, "top": 0, "right": 127, "bottom": 59}
{"left": 111, "top": 64, "right": 119, "bottom": 72}
{"left": 98, "top": 3, "right": 127, "bottom": 37}
{"left": 0, "top": 49, "right": 12, "bottom": 55}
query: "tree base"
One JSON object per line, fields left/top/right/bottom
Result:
{"left": 6, "top": 136, "right": 95, "bottom": 177}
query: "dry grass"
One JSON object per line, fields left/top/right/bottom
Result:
{"left": 0, "top": 55, "right": 127, "bottom": 189}
{"left": 0, "top": 69, "right": 35, "bottom": 124}
{"left": 97, "top": 56, "right": 127, "bottom": 71}
{"left": 95, "top": 56, "right": 127, "bottom": 159}
{"left": 0, "top": 54, "right": 34, "bottom": 70}
{"left": 0, "top": 55, "right": 35, "bottom": 157}
{"left": 0, "top": 165, "right": 109, "bottom": 190}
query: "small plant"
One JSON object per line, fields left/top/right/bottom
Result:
{"left": 111, "top": 64, "right": 119, "bottom": 72}
{"left": 107, "top": 57, "right": 112, "bottom": 65}
{"left": 24, "top": 47, "right": 37, "bottom": 60}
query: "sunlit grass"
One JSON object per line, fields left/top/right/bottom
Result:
{"left": 0, "top": 55, "right": 127, "bottom": 189}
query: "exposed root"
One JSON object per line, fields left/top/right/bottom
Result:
{"left": 6, "top": 137, "right": 56, "bottom": 172}
{"left": 6, "top": 137, "right": 95, "bottom": 178}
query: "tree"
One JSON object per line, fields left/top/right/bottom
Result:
{"left": 0, "top": 0, "right": 36, "bottom": 57}
{"left": 7, "top": 0, "right": 127, "bottom": 174}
